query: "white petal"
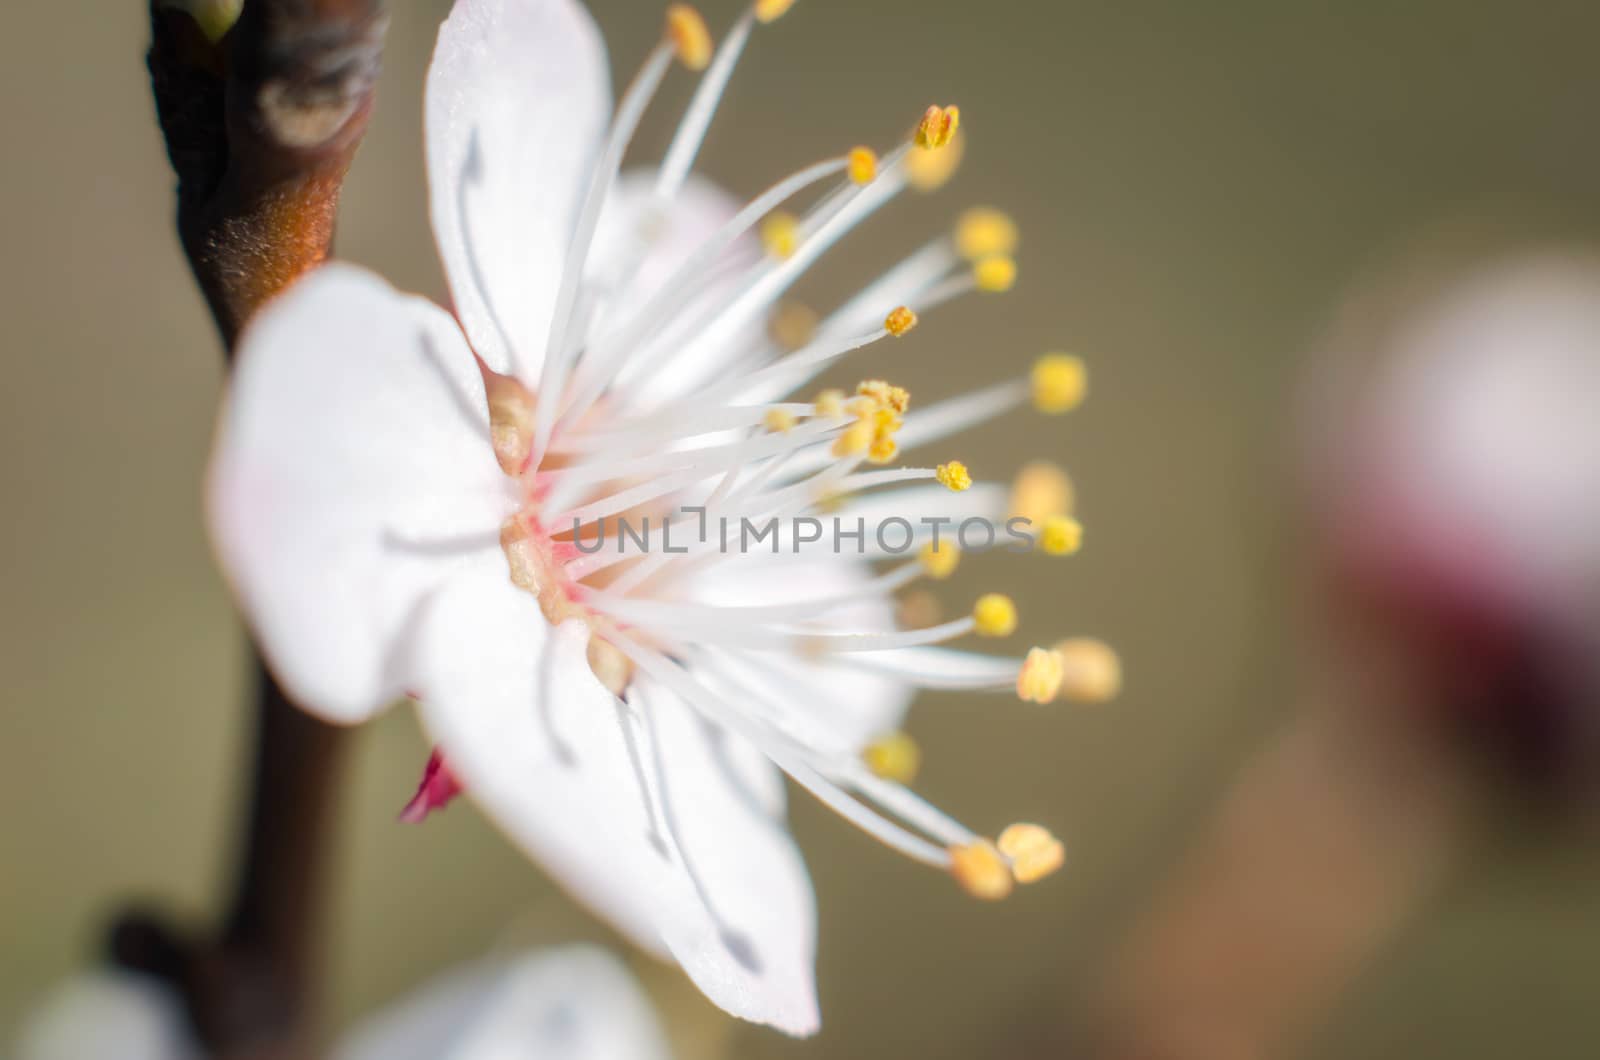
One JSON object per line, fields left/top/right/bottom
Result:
{"left": 426, "top": 0, "right": 611, "bottom": 379}
{"left": 335, "top": 945, "right": 670, "bottom": 1060}
{"left": 411, "top": 567, "right": 821, "bottom": 1033}
{"left": 589, "top": 171, "right": 763, "bottom": 407}
{"left": 209, "top": 264, "right": 517, "bottom": 722}
{"left": 14, "top": 972, "right": 195, "bottom": 1060}
{"left": 638, "top": 680, "right": 822, "bottom": 1037}
{"left": 410, "top": 568, "right": 697, "bottom": 956}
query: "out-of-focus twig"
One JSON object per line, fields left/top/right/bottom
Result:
{"left": 123, "top": 2, "right": 388, "bottom": 1056}
{"left": 148, "top": 0, "right": 388, "bottom": 348}
{"left": 1087, "top": 699, "right": 1474, "bottom": 1060}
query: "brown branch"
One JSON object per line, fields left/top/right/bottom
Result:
{"left": 118, "top": 2, "right": 389, "bottom": 1056}
{"left": 148, "top": 0, "right": 388, "bottom": 347}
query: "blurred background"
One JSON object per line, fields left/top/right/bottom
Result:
{"left": 4, "top": 1, "right": 1600, "bottom": 1057}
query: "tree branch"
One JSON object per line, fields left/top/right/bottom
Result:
{"left": 120, "top": 2, "right": 389, "bottom": 1056}
{"left": 148, "top": 0, "right": 388, "bottom": 347}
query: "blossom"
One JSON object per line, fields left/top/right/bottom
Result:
{"left": 1306, "top": 253, "right": 1600, "bottom": 787}
{"left": 207, "top": 0, "right": 1113, "bottom": 1034}
{"left": 14, "top": 946, "right": 670, "bottom": 1060}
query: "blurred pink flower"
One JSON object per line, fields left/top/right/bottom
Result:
{"left": 1310, "top": 254, "right": 1600, "bottom": 792}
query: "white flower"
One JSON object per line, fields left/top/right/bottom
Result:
{"left": 208, "top": 0, "right": 1104, "bottom": 1034}
{"left": 14, "top": 946, "right": 670, "bottom": 1060}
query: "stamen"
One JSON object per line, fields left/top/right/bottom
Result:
{"left": 897, "top": 590, "right": 942, "bottom": 629}
{"left": 848, "top": 146, "right": 878, "bottom": 185}
{"left": 562, "top": 157, "right": 851, "bottom": 427}
{"left": 754, "top": 0, "right": 797, "bottom": 20}
{"left": 914, "top": 104, "right": 961, "bottom": 150}
{"left": 673, "top": 155, "right": 910, "bottom": 373}
{"left": 609, "top": 630, "right": 955, "bottom": 867}
{"left": 862, "top": 731, "right": 921, "bottom": 783}
{"left": 769, "top": 301, "right": 819, "bottom": 350}
{"left": 905, "top": 128, "right": 964, "bottom": 191}
{"left": 1038, "top": 514, "right": 1083, "bottom": 556}
{"left": 890, "top": 380, "right": 1029, "bottom": 454}
{"left": 935, "top": 461, "right": 972, "bottom": 491}
{"left": 666, "top": 4, "right": 713, "bottom": 70}
{"left": 955, "top": 207, "right": 1019, "bottom": 261}
{"left": 972, "top": 593, "right": 1017, "bottom": 637}
{"left": 1054, "top": 637, "right": 1122, "bottom": 703}
{"left": 997, "top": 823, "right": 1065, "bottom": 883}
{"left": 656, "top": 8, "right": 756, "bottom": 200}
{"left": 831, "top": 419, "right": 873, "bottom": 457}
{"left": 1010, "top": 461, "right": 1074, "bottom": 525}
{"left": 1032, "top": 352, "right": 1087, "bottom": 413}
{"left": 533, "top": 36, "right": 678, "bottom": 462}
{"left": 814, "top": 389, "right": 846, "bottom": 417}
{"left": 818, "top": 240, "right": 954, "bottom": 341}
{"left": 973, "top": 254, "right": 1018, "bottom": 293}
{"left": 949, "top": 839, "right": 1013, "bottom": 900}
{"left": 919, "top": 540, "right": 960, "bottom": 580}
{"left": 1015, "top": 646, "right": 1064, "bottom": 703}
{"left": 761, "top": 210, "right": 801, "bottom": 258}
{"left": 856, "top": 379, "right": 910, "bottom": 414}
{"left": 885, "top": 305, "right": 919, "bottom": 336}
{"left": 764, "top": 407, "right": 797, "bottom": 432}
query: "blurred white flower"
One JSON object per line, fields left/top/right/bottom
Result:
{"left": 208, "top": 0, "right": 1099, "bottom": 1033}
{"left": 15, "top": 946, "right": 670, "bottom": 1060}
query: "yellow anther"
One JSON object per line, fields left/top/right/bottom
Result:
{"left": 863, "top": 731, "right": 921, "bottom": 784}
{"left": 586, "top": 635, "right": 635, "bottom": 697}
{"left": 1016, "top": 646, "right": 1064, "bottom": 703}
{"left": 884, "top": 305, "right": 919, "bottom": 337}
{"left": 935, "top": 460, "right": 972, "bottom": 492}
{"left": 1009, "top": 461, "right": 1074, "bottom": 525}
{"left": 832, "top": 419, "right": 873, "bottom": 457}
{"left": 973, "top": 255, "right": 1017, "bottom": 293}
{"left": 753, "top": 0, "right": 797, "bottom": 22}
{"left": 915, "top": 104, "right": 961, "bottom": 150}
{"left": 768, "top": 300, "right": 818, "bottom": 351}
{"left": 848, "top": 146, "right": 878, "bottom": 185}
{"left": 919, "top": 540, "right": 960, "bottom": 580}
{"left": 856, "top": 380, "right": 910, "bottom": 415}
{"left": 972, "top": 593, "right": 1017, "bottom": 638}
{"left": 897, "top": 589, "right": 942, "bottom": 629}
{"left": 665, "top": 4, "right": 713, "bottom": 70}
{"left": 997, "top": 823, "right": 1065, "bottom": 884}
{"left": 764, "top": 408, "right": 797, "bottom": 433}
{"left": 814, "top": 388, "right": 846, "bottom": 418}
{"left": 949, "top": 839, "right": 1014, "bottom": 901}
{"left": 1053, "top": 637, "right": 1122, "bottom": 703}
{"left": 955, "top": 207, "right": 1019, "bottom": 262}
{"left": 760, "top": 210, "right": 800, "bottom": 259}
{"left": 1039, "top": 514, "right": 1083, "bottom": 556}
{"left": 1031, "top": 353, "right": 1087, "bottom": 414}
{"left": 867, "top": 436, "right": 899, "bottom": 464}
{"left": 906, "top": 129, "right": 964, "bottom": 191}
{"left": 855, "top": 380, "right": 888, "bottom": 406}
